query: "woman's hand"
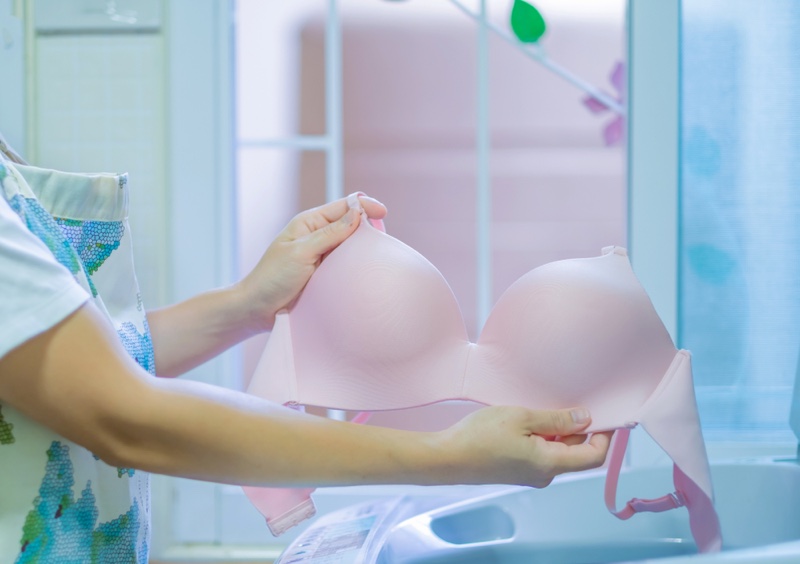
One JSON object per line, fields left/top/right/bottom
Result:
{"left": 147, "top": 194, "right": 386, "bottom": 377}
{"left": 432, "top": 406, "right": 612, "bottom": 487}
{"left": 236, "top": 193, "right": 387, "bottom": 333}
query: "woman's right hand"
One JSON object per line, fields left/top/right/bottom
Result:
{"left": 432, "top": 406, "right": 613, "bottom": 488}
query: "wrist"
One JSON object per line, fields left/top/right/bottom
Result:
{"left": 224, "top": 281, "right": 275, "bottom": 336}
{"left": 346, "top": 425, "right": 457, "bottom": 486}
{"left": 413, "top": 429, "right": 464, "bottom": 485}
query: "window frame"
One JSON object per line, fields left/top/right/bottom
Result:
{"left": 152, "top": 0, "right": 239, "bottom": 556}
{"left": 626, "top": 0, "right": 680, "bottom": 339}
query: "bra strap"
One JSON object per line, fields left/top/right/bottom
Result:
{"left": 350, "top": 411, "right": 372, "bottom": 424}
{"left": 604, "top": 427, "right": 686, "bottom": 519}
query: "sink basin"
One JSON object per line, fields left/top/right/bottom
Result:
{"left": 377, "top": 459, "right": 800, "bottom": 563}
{"left": 276, "top": 459, "right": 800, "bottom": 563}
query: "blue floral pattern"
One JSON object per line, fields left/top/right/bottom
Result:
{"left": 117, "top": 321, "right": 156, "bottom": 377}
{"left": 7, "top": 194, "right": 98, "bottom": 297}
{"left": 1, "top": 160, "right": 150, "bottom": 562}
{"left": 54, "top": 218, "right": 124, "bottom": 275}
{"left": 15, "top": 442, "right": 141, "bottom": 564}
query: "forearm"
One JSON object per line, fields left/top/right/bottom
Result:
{"left": 0, "top": 303, "right": 610, "bottom": 492}
{"left": 147, "top": 284, "right": 259, "bottom": 377}
{"left": 112, "top": 377, "right": 448, "bottom": 487}
{"left": 0, "top": 303, "right": 447, "bottom": 487}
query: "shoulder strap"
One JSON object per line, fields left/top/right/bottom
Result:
{"left": 604, "top": 427, "right": 686, "bottom": 519}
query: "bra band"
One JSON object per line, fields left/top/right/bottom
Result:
{"left": 604, "top": 427, "right": 686, "bottom": 519}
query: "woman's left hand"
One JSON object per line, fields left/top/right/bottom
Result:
{"left": 236, "top": 193, "right": 387, "bottom": 333}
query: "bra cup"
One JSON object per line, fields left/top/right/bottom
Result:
{"left": 248, "top": 311, "right": 296, "bottom": 404}
{"left": 287, "top": 221, "right": 470, "bottom": 410}
{"left": 466, "top": 251, "right": 677, "bottom": 431}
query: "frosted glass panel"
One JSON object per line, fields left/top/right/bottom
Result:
{"left": 35, "top": 34, "right": 168, "bottom": 308}
{"left": 680, "top": 0, "right": 800, "bottom": 440}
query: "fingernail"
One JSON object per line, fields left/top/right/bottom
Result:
{"left": 570, "top": 408, "right": 590, "bottom": 424}
{"left": 360, "top": 195, "right": 383, "bottom": 206}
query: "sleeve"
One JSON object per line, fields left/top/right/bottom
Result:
{"left": 0, "top": 194, "right": 89, "bottom": 361}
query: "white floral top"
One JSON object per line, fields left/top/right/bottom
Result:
{"left": 0, "top": 156, "right": 152, "bottom": 563}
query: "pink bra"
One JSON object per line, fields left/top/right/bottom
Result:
{"left": 243, "top": 195, "right": 722, "bottom": 553}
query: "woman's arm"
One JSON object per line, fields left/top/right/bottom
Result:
{"left": 147, "top": 194, "right": 387, "bottom": 378}
{"left": 0, "top": 302, "right": 611, "bottom": 488}
{"left": 145, "top": 284, "right": 257, "bottom": 378}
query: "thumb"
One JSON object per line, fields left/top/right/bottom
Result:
{"left": 527, "top": 407, "right": 592, "bottom": 437}
{"left": 303, "top": 207, "right": 361, "bottom": 258}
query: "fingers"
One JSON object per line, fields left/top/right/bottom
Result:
{"left": 554, "top": 433, "right": 588, "bottom": 447}
{"left": 291, "top": 193, "right": 387, "bottom": 237}
{"left": 522, "top": 408, "right": 610, "bottom": 476}
{"left": 356, "top": 195, "right": 387, "bottom": 220}
{"left": 300, "top": 207, "right": 362, "bottom": 259}
{"left": 441, "top": 406, "right": 611, "bottom": 488}
{"left": 525, "top": 407, "right": 592, "bottom": 437}
{"left": 277, "top": 192, "right": 387, "bottom": 260}
{"left": 545, "top": 430, "right": 613, "bottom": 473}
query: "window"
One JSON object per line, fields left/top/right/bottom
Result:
{"left": 628, "top": 0, "right": 800, "bottom": 460}
{"left": 680, "top": 0, "right": 800, "bottom": 443}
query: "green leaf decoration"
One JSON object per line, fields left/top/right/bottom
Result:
{"left": 510, "top": 0, "right": 546, "bottom": 43}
